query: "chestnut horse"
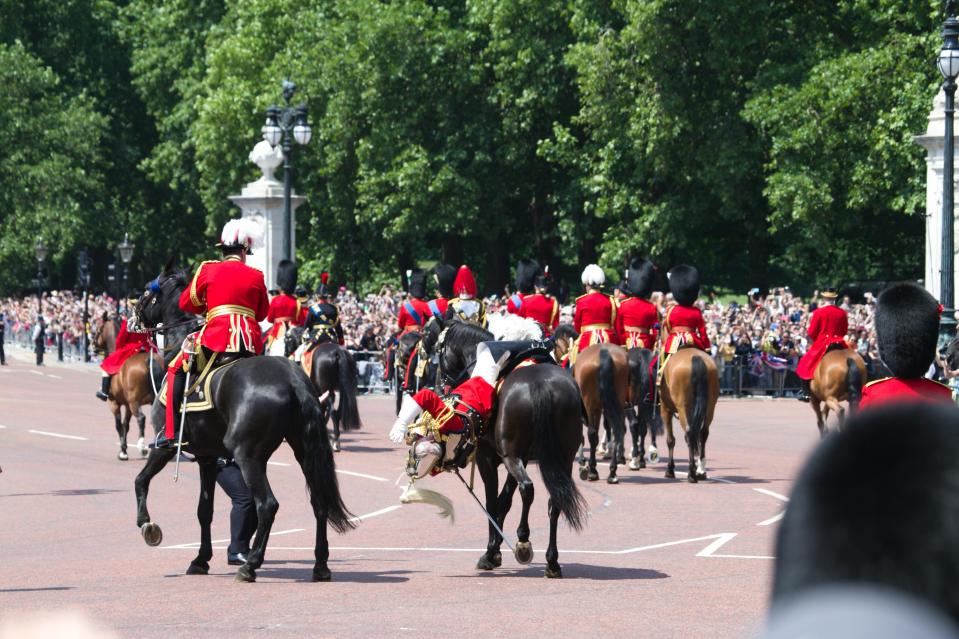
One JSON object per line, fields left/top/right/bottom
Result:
{"left": 93, "top": 314, "right": 118, "bottom": 356}
{"left": 109, "top": 351, "right": 164, "bottom": 460}
{"left": 572, "top": 344, "right": 629, "bottom": 484}
{"left": 810, "top": 349, "right": 865, "bottom": 438}
{"left": 659, "top": 348, "right": 719, "bottom": 482}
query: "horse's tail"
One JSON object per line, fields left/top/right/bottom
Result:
{"left": 688, "top": 355, "right": 708, "bottom": 458}
{"left": 298, "top": 383, "right": 355, "bottom": 533}
{"left": 599, "top": 348, "right": 626, "bottom": 455}
{"left": 335, "top": 347, "right": 362, "bottom": 431}
{"left": 533, "top": 382, "right": 588, "bottom": 531}
{"left": 846, "top": 356, "right": 863, "bottom": 415}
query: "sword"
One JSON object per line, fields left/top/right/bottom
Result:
{"left": 454, "top": 469, "right": 514, "bottom": 553}
{"left": 173, "top": 361, "right": 193, "bottom": 483}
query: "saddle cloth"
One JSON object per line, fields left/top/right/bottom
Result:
{"left": 157, "top": 358, "right": 242, "bottom": 413}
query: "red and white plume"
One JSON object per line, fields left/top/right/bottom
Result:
{"left": 220, "top": 218, "right": 264, "bottom": 251}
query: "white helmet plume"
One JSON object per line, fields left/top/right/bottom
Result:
{"left": 219, "top": 218, "right": 264, "bottom": 252}
{"left": 581, "top": 264, "right": 605, "bottom": 287}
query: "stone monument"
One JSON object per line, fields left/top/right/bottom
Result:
{"left": 228, "top": 140, "right": 306, "bottom": 290}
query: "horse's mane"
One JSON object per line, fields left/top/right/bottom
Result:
{"left": 554, "top": 324, "right": 579, "bottom": 341}
{"left": 444, "top": 320, "right": 493, "bottom": 351}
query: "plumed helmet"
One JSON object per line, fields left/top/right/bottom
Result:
{"left": 315, "top": 272, "right": 331, "bottom": 298}
{"left": 275, "top": 260, "right": 298, "bottom": 294}
{"left": 875, "top": 282, "right": 941, "bottom": 378}
{"left": 581, "top": 264, "right": 605, "bottom": 287}
{"left": 408, "top": 268, "right": 427, "bottom": 299}
{"left": 218, "top": 218, "right": 264, "bottom": 254}
{"left": 626, "top": 258, "right": 656, "bottom": 299}
{"left": 515, "top": 259, "right": 540, "bottom": 295}
{"left": 453, "top": 265, "right": 478, "bottom": 298}
{"left": 294, "top": 286, "right": 308, "bottom": 300}
{"left": 668, "top": 265, "right": 700, "bottom": 306}
{"left": 534, "top": 265, "right": 550, "bottom": 291}
{"left": 434, "top": 263, "right": 456, "bottom": 298}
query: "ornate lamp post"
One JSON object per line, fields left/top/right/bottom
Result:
{"left": 261, "top": 80, "right": 312, "bottom": 262}
{"left": 939, "top": 0, "right": 959, "bottom": 340}
{"left": 34, "top": 238, "right": 47, "bottom": 315}
{"left": 118, "top": 233, "right": 135, "bottom": 315}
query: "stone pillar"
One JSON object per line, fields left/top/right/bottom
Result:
{"left": 228, "top": 140, "right": 306, "bottom": 290}
{"left": 915, "top": 88, "right": 959, "bottom": 303}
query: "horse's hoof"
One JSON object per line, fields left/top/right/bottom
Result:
{"left": 477, "top": 555, "right": 499, "bottom": 571}
{"left": 616, "top": 456, "right": 626, "bottom": 465}
{"left": 579, "top": 467, "right": 589, "bottom": 481}
{"left": 117, "top": 451, "right": 128, "bottom": 461}
{"left": 332, "top": 441, "right": 341, "bottom": 453}
{"left": 140, "top": 522, "right": 162, "bottom": 547}
{"left": 312, "top": 567, "right": 332, "bottom": 582}
{"left": 639, "top": 459, "right": 647, "bottom": 469}
{"left": 607, "top": 475, "right": 619, "bottom": 485}
{"left": 545, "top": 564, "right": 563, "bottom": 579}
{"left": 186, "top": 562, "right": 209, "bottom": 575}
{"left": 664, "top": 469, "right": 675, "bottom": 479}
{"left": 234, "top": 565, "right": 256, "bottom": 583}
{"left": 513, "top": 541, "right": 534, "bottom": 565}
{"left": 697, "top": 472, "right": 708, "bottom": 481}
{"left": 628, "top": 458, "right": 641, "bottom": 471}
{"left": 137, "top": 437, "right": 146, "bottom": 453}
{"left": 587, "top": 470, "right": 599, "bottom": 482}
{"left": 687, "top": 473, "right": 698, "bottom": 484}
{"left": 648, "top": 449, "right": 659, "bottom": 463}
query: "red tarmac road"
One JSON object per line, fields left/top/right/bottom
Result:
{"left": 0, "top": 348, "right": 819, "bottom": 638}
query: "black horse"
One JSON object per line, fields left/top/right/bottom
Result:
{"left": 432, "top": 320, "right": 587, "bottom": 577}
{"left": 284, "top": 328, "right": 362, "bottom": 452}
{"left": 390, "top": 330, "right": 423, "bottom": 414}
{"left": 626, "top": 347, "right": 662, "bottom": 469}
{"left": 131, "top": 266, "right": 353, "bottom": 582}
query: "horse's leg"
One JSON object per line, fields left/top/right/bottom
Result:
{"left": 811, "top": 396, "right": 825, "bottom": 438}
{"left": 503, "top": 456, "right": 535, "bottom": 565}
{"left": 825, "top": 397, "right": 843, "bottom": 433}
{"left": 136, "top": 407, "right": 147, "bottom": 457}
{"left": 113, "top": 404, "right": 128, "bottom": 461}
{"left": 120, "top": 404, "right": 133, "bottom": 461}
{"left": 628, "top": 407, "right": 643, "bottom": 470}
{"left": 583, "top": 409, "right": 600, "bottom": 482}
{"left": 680, "top": 408, "right": 697, "bottom": 484}
{"left": 134, "top": 448, "right": 176, "bottom": 544}
{"left": 232, "top": 457, "right": 278, "bottom": 582}
{"left": 697, "top": 423, "right": 709, "bottom": 481}
{"left": 187, "top": 459, "right": 217, "bottom": 575}
{"left": 663, "top": 404, "right": 676, "bottom": 479}
{"left": 476, "top": 449, "right": 503, "bottom": 571}
{"left": 545, "top": 497, "right": 563, "bottom": 578}
{"left": 329, "top": 394, "right": 341, "bottom": 452}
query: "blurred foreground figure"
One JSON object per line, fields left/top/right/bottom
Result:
{"left": 0, "top": 609, "right": 119, "bottom": 639}
{"left": 773, "top": 403, "right": 959, "bottom": 627}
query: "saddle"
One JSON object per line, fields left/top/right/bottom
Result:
{"left": 157, "top": 355, "right": 243, "bottom": 413}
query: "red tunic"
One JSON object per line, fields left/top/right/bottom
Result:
{"left": 100, "top": 319, "right": 152, "bottom": 375}
{"left": 411, "top": 377, "right": 496, "bottom": 434}
{"left": 397, "top": 298, "right": 431, "bottom": 333}
{"left": 520, "top": 293, "right": 559, "bottom": 336}
{"left": 178, "top": 258, "right": 269, "bottom": 353}
{"left": 616, "top": 297, "right": 659, "bottom": 350}
{"left": 266, "top": 293, "right": 302, "bottom": 340}
{"left": 427, "top": 297, "right": 449, "bottom": 321}
{"left": 506, "top": 293, "right": 525, "bottom": 316}
{"left": 663, "top": 304, "right": 710, "bottom": 353}
{"left": 795, "top": 305, "right": 849, "bottom": 380}
{"left": 573, "top": 291, "right": 617, "bottom": 352}
{"left": 860, "top": 377, "right": 953, "bottom": 410}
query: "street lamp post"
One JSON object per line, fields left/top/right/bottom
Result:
{"left": 119, "top": 233, "right": 135, "bottom": 316}
{"left": 262, "top": 80, "right": 312, "bottom": 262}
{"left": 34, "top": 238, "right": 47, "bottom": 316}
{"left": 939, "top": 0, "right": 959, "bottom": 341}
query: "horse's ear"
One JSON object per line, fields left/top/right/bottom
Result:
{"left": 162, "top": 256, "right": 176, "bottom": 276}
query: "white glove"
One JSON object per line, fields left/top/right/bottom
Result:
{"left": 389, "top": 395, "right": 423, "bottom": 444}
{"left": 389, "top": 421, "right": 408, "bottom": 444}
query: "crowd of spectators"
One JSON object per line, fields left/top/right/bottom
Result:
{"left": 1, "top": 291, "right": 119, "bottom": 360}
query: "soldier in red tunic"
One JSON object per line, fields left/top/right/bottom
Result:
{"left": 520, "top": 266, "right": 560, "bottom": 337}
{"left": 397, "top": 268, "right": 431, "bottom": 334}
{"left": 796, "top": 287, "right": 849, "bottom": 402}
{"left": 446, "top": 265, "right": 487, "bottom": 327}
{"left": 264, "top": 260, "right": 302, "bottom": 354}
{"left": 428, "top": 264, "right": 456, "bottom": 321}
{"left": 295, "top": 285, "right": 310, "bottom": 325}
{"left": 616, "top": 258, "right": 659, "bottom": 350}
{"left": 572, "top": 264, "right": 616, "bottom": 364}
{"left": 155, "top": 218, "right": 270, "bottom": 449}
{"left": 507, "top": 259, "right": 539, "bottom": 316}
{"left": 860, "top": 282, "right": 952, "bottom": 409}
{"left": 95, "top": 294, "right": 153, "bottom": 401}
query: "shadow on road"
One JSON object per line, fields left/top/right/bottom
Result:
{"left": 0, "top": 488, "right": 126, "bottom": 498}
{"left": 0, "top": 586, "right": 74, "bottom": 593}
{"left": 457, "top": 564, "right": 669, "bottom": 580}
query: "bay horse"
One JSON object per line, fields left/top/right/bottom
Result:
{"left": 109, "top": 351, "right": 164, "bottom": 460}
{"left": 659, "top": 347, "right": 719, "bottom": 482}
{"left": 130, "top": 265, "right": 354, "bottom": 582}
{"left": 571, "top": 344, "right": 629, "bottom": 484}
{"left": 92, "top": 313, "right": 118, "bottom": 356}
{"left": 283, "top": 329, "right": 362, "bottom": 452}
{"left": 431, "top": 320, "right": 587, "bottom": 577}
{"left": 810, "top": 348, "right": 866, "bottom": 438}
{"left": 626, "top": 347, "right": 662, "bottom": 469}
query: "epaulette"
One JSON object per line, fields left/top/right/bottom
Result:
{"left": 575, "top": 293, "right": 590, "bottom": 302}
{"left": 863, "top": 377, "right": 890, "bottom": 388}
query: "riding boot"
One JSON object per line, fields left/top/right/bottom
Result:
{"left": 154, "top": 370, "right": 187, "bottom": 449}
{"left": 96, "top": 375, "right": 111, "bottom": 401}
{"left": 797, "top": 379, "right": 811, "bottom": 403}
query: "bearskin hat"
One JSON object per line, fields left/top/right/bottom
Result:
{"left": 534, "top": 265, "right": 550, "bottom": 291}
{"left": 408, "top": 268, "right": 427, "bottom": 299}
{"left": 581, "top": 264, "right": 605, "bottom": 287}
{"left": 315, "top": 272, "right": 330, "bottom": 298}
{"left": 434, "top": 263, "right": 456, "bottom": 298}
{"left": 276, "top": 259, "right": 298, "bottom": 294}
{"left": 668, "top": 264, "right": 700, "bottom": 306}
{"left": 626, "top": 258, "right": 655, "bottom": 299}
{"left": 875, "top": 282, "right": 940, "bottom": 378}
{"left": 515, "top": 259, "right": 540, "bottom": 295}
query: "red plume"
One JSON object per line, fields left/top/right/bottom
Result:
{"left": 321, "top": 272, "right": 329, "bottom": 284}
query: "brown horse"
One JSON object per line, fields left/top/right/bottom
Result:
{"left": 810, "top": 349, "right": 865, "bottom": 438}
{"left": 109, "top": 351, "right": 164, "bottom": 460}
{"left": 572, "top": 343, "right": 629, "bottom": 484}
{"left": 659, "top": 348, "right": 719, "bottom": 482}
{"left": 93, "top": 314, "right": 118, "bottom": 356}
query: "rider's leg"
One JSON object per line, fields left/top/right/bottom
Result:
{"left": 797, "top": 378, "right": 812, "bottom": 402}
{"left": 96, "top": 374, "right": 111, "bottom": 401}
{"left": 155, "top": 366, "right": 186, "bottom": 448}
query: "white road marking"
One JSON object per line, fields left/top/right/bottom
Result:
{"left": 46, "top": 374, "right": 62, "bottom": 379}
{"left": 675, "top": 471, "right": 735, "bottom": 484}
{"left": 754, "top": 488, "right": 790, "bottom": 502}
{"left": 28, "top": 430, "right": 88, "bottom": 441}
{"left": 696, "top": 532, "right": 775, "bottom": 560}
{"left": 0, "top": 424, "right": 7, "bottom": 429}
{"left": 348, "top": 504, "right": 401, "bottom": 523}
{"left": 267, "top": 461, "right": 291, "bottom": 467}
{"left": 28, "top": 370, "right": 44, "bottom": 376}
{"left": 337, "top": 469, "right": 389, "bottom": 482}
{"left": 757, "top": 512, "right": 785, "bottom": 527}
{"left": 164, "top": 528, "right": 307, "bottom": 549}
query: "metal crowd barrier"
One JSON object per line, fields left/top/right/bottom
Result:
{"left": 347, "top": 349, "right": 391, "bottom": 394}
{"left": 717, "top": 356, "right": 885, "bottom": 398}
